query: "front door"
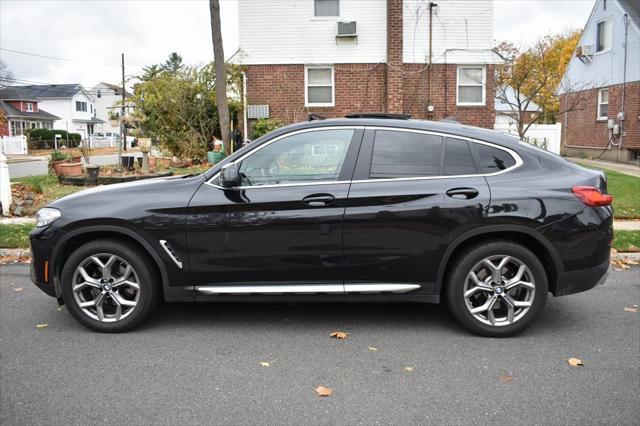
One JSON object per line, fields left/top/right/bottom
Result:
{"left": 187, "top": 127, "right": 363, "bottom": 290}
{"left": 342, "top": 128, "right": 491, "bottom": 295}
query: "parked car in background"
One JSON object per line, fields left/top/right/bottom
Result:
{"left": 29, "top": 116, "right": 613, "bottom": 336}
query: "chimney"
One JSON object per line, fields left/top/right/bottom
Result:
{"left": 386, "top": 0, "right": 404, "bottom": 113}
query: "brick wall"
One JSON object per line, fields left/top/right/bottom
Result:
{"left": 245, "top": 63, "right": 496, "bottom": 129}
{"left": 560, "top": 82, "right": 640, "bottom": 153}
{"left": 386, "top": 0, "right": 403, "bottom": 113}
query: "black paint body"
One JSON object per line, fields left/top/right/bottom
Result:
{"left": 29, "top": 118, "right": 613, "bottom": 304}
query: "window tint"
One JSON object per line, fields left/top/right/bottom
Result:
{"left": 476, "top": 144, "right": 516, "bottom": 173}
{"left": 370, "top": 130, "right": 443, "bottom": 178}
{"left": 238, "top": 129, "right": 354, "bottom": 186}
{"left": 443, "top": 138, "right": 477, "bottom": 175}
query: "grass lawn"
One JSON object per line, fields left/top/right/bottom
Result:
{"left": 0, "top": 224, "right": 36, "bottom": 248}
{"left": 576, "top": 164, "right": 640, "bottom": 219}
{"left": 613, "top": 230, "right": 640, "bottom": 252}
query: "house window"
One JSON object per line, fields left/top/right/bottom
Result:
{"left": 97, "top": 90, "right": 101, "bottom": 98}
{"left": 76, "top": 101, "right": 87, "bottom": 112}
{"left": 305, "top": 66, "right": 334, "bottom": 106}
{"left": 25, "top": 102, "right": 34, "bottom": 112}
{"left": 596, "top": 19, "right": 612, "bottom": 52}
{"left": 314, "top": 0, "right": 339, "bottom": 17}
{"left": 457, "top": 66, "right": 486, "bottom": 106}
{"left": 597, "top": 88, "right": 609, "bottom": 120}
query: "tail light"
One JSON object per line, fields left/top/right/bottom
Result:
{"left": 572, "top": 186, "right": 613, "bottom": 207}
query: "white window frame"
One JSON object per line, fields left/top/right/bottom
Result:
{"left": 597, "top": 88, "right": 609, "bottom": 120}
{"left": 456, "top": 65, "right": 486, "bottom": 106}
{"left": 305, "top": 65, "right": 335, "bottom": 107}
{"left": 76, "top": 101, "right": 87, "bottom": 112}
{"left": 310, "top": 0, "right": 341, "bottom": 20}
{"left": 25, "top": 102, "right": 33, "bottom": 112}
{"left": 595, "top": 18, "right": 612, "bottom": 54}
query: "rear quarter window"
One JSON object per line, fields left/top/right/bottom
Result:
{"left": 476, "top": 144, "right": 516, "bottom": 173}
{"left": 443, "top": 138, "right": 477, "bottom": 175}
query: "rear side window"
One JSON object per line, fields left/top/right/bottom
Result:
{"left": 476, "top": 144, "right": 516, "bottom": 173}
{"left": 443, "top": 138, "right": 477, "bottom": 175}
{"left": 370, "top": 130, "right": 443, "bottom": 178}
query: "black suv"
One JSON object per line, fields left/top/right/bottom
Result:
{"left": 29, "top": 117, "right": 613, "bottom": 336}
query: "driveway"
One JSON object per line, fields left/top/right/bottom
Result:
{"left": 1, "top": 264, "right": 638, "bottom": 425}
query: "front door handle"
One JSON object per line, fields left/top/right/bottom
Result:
{"left": 303, "top": 194, "right": 335, "bottom": 207}
{"left": 446, "top": 187, "right": 479, "bottom": 200}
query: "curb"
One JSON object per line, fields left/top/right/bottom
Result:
{"left": 1, "top": 248, "right": 638, "bottom": 261}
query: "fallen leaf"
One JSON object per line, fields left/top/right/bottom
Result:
{"left": 330, "top": 331, "right": 348, "bottom": 339}
{"left": 56, "top": 307, "right": 64, "bottom": 311}
{"left": 260, "top": 359, "right": 277, "bottom": 367}
{"left": 623, "top": 305, "right": 639, "bottom": 313}
{"left": 403, "top": 366, "right": 414, "bottom": 372}
{"left": 368, "top": 346, "right": 378, "bottom": 351}
{"left": 35, "top": 323, "right": 48, "bottom": 329}
{"left": 499, "top": 374, "right": 513, "bottom": 383}
{"left": 315, "top": 386, "right": 332, "bottom": 397}
{"left": 13, "top": 287, "right": 24, "bottom": 292}
{"left": 567, "top": 357, "right": 584, "bottom": 367}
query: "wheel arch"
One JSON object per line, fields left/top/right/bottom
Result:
{"left": 436, "top": 225, "right": 563, "bottom": 296}
{"left": 51, "top": 225, "right": 170, "bottom": 301}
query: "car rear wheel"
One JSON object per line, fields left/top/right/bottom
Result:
{"left": 61, "top": 239, "right": 160, "bottom": 332}
{"left": 445, "top": 241, "right": 548, "bottom": 337}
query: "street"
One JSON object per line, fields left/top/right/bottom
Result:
{"left": 1, "top": 264, "right": 638, "bottom": 425}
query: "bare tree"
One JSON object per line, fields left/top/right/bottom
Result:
{"left": 0, "top": 59, "right": 14, "bottom": 89}
{"left": 209, "top": 0, "right": 231, "bottom": 154}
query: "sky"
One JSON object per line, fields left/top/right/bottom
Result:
{"left": 0, "top": 0, "right": 595, "bottom": 89}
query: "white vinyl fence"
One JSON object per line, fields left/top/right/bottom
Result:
{"left": 494, "top": 123, "right": 562, "bottom": 155}
{"left": 0, "top": 135, "right": 28, "bottom": 155}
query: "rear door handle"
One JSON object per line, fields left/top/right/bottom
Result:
{"left": 446, "top": 187, "right": 479, "bottom": 200}
{"left": 303, "top": 194, "right": 335, "bottom": 207}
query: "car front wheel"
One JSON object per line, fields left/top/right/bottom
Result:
{"left": 445, "top": 241, "right": 548, "bottom": 337}
{"left": 61, "top": 239, "right": 160, "bottom": 332}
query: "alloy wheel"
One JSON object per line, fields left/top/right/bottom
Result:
{"left": 71, "top": 253, "right": 141, "bottom": 322}
{"left": 463, "top": 255, "right": 535, "bottom": 327}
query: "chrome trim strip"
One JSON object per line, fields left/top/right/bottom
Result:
{"left": 344, "top": 283, "right": 420, "bottom": 293}
{"left": 196, "top": 284, "right": 344, "bottom": 295}
{"left": 204, "top": 125, "right": 523, "bottom": 190}
{"left": 159, "top": 240, "right": 183, "bottom": 269}
{"left": 195, "top": 283, "right": 421, "bottom": 295}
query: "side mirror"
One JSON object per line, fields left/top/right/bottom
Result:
{"left": 219, "top": 163, "right": 240, "bottom": 188}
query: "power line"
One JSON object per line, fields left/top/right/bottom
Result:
{"left": 0, "top": 47, "right": 144, "bottom": 69}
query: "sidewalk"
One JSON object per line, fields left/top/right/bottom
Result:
{"left": 2, "top": 216, "right": 638, "bottom": 230}
{"left": 567, "top": 157, "right": 640, "bottom": 177}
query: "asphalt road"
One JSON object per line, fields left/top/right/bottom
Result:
{"left": 1, "top": 264, "right": 639, "bottom": 425}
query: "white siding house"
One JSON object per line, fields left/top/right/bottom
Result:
{"left": 91, "top": 82, "right": 131, "bottom": 135}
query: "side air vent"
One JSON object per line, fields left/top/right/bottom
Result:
{"left": 159, "top": 240, "right": 183, "bottom": 269}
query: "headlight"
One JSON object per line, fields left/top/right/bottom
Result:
{"left": 36, "top": 208, "right": 61, "bottom": 227}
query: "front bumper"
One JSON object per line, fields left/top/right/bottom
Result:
{"left": 29, "top": 224, "right": 64, "bottom": 299}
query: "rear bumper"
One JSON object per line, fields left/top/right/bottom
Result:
{"left": 554, "top": 258, "right": 610, "bottom": 296}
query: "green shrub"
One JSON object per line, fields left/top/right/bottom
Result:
{"left": 49, "top": 150, "right": 68, "bottom": 162}
{"left": 250, "top": 118, "right": 282, "bottom": 140}
{"left": 26, "top": 128, "right": 82, "bottom": 142}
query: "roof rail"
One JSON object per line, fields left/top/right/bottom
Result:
{"left": 345, "top": 112, "right": 412, "bottom": 120}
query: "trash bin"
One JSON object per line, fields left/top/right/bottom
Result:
{"left": 212, "top": 151, "right": 225, "bottom": 163}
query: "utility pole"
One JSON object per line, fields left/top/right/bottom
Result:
{"left": 121, "top": 52, "right": 127, "bottom": 153}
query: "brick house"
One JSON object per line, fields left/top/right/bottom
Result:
{"left": 0, "top": 87, "right": 60, "bottom": 136}
{"left": 235, "top": 0, "right": 503, "bottom": 134}
{"left": 559, "top": 0, "right": 639, "bottom": 162}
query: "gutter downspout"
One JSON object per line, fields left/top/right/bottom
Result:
{"left": 242, "top": 71, "right": 248, "bottom": 144}
{"left": 619, "top": 13, "right": 628, "bottom": 153}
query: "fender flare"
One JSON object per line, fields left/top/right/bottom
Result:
{"left": 50, "top": 225, "right": 171, "bottom": 299}
{"left": 434, "top": 224, "right": 564, "bottom": 293}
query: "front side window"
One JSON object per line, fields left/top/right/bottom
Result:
{"left": 238, "top": 129, "right": 354, "bottom": 186}
{"left": 76, "top": 101, "right": 87, "bottom": 112}
{"left": 597, "top": 88, "right": 609, "bottom": 119}
{"left": 476, "top": 144, "right": 516, "bottom": 173}
{"left": 370, "top": 130, "right": 443, "bottom": 179}
{"left": 306, "top": 66, "right": 334, "bottom": 106}
{"left": 457, "top": 66, "right": 486, "bottom": 106}
{"left": 25, "top": 102, "right": 33, "bottom": 112}
{"left": 596, "top": 19, "right": 612, "bottom": 52}
{"left": 314, "top": 0, "right": 339, "bottom": 17}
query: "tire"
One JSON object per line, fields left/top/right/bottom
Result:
{"left": 61, "top": 239, "right": 160, "bottom": 332}
{"left": 445, "top": 240, "right": 548, "bottom": 337}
